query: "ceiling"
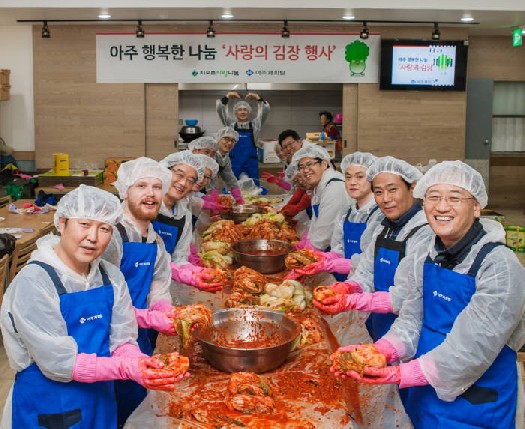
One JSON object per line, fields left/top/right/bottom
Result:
{"left": 1, "top": 2, "right": 525, "bottom": 36}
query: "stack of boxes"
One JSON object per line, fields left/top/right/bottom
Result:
{"left": 0, "top": 69, "right": 10, "bottom": 101}
{"left": 103, "top": 157, "right": 135, "bottom": 184}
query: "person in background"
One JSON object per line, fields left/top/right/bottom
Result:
{"left": 208, "top": 127, "right": 244, "bottom": 204}
{"left": 339, "top": 161, "right": 525, "bottom": 429}
{"left": 190, "top": 153, "right": 225, "bottom": 218}
{"left": 0, "top": 185, "right": 181, "bottom": 429}
{"left": 287, "top": 152, "right": 383, "bottom": 281}
{"left": 319, "top": 110, "right": 342, "bottom": 161}
{"left": 216, "top": 91, "right": 270, "bottom": 185}
{"left": 104, "top": 157, "right": 182, "bottom": 426}
{"left": 279, "top": 163, "right": 312, "bottom": 219}
{"left": 314, "top": 156, "right": 433, "bottom": 343}
{"left": 290, "top": 145, "right": 348, "bottom": 252}
{"left": 187, "top": 136, "right": 218, "bottom": 159}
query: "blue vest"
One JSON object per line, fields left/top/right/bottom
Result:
{"left": 12, "top": 261, "right": 116, "bottom": 429}
{"left": 152, "top": 212, "right": 186, "bottom": 255}
{"left": 343, "top": 205, "right": 379, "bottom": 259}
{"left": 114, "top": 223, "right": 157, "bottom": 427}
{"left": 404, "top": 242, "right": 517, "bottom": 429}
{"left": 229, "top": 122, "right": 259, "bottom": 184}
{"left": 366, "top": 222, "right": 426, "bottom": 341}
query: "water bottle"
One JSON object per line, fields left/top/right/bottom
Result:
{"left": 319, "top": 131, "right": 325, "bottom": 141}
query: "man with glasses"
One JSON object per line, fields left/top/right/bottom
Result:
{"left": 216, "top": 91, "right": 270, "bottom": 185}
{"left": 188, "top": 136, "right": 218, "bottom": 159}
{"left": 289, "top": 145, "right": 348, "bottom": 251}
{"left": 335, "top": 161, "right": 525, "bottom": 429}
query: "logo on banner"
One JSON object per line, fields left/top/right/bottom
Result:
{"left": 345, "top": 40, "right": 370, "bottom": 76}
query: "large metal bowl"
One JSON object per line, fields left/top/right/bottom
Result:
{"left": 231, "top": 239, "right": 294, "bottom": 274}
{"left": 194, "top": 309, "right": 300, "bottom": 373}
{"left": 219, "top": 204, "right": 259, "bottom": 224}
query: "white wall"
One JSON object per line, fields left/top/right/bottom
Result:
{"left": 0, "top": 25, "right": 34, "bottom": 152}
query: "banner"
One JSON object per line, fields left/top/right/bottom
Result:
{"left": 96, "top": 32, "right": 380, "bottom": 83}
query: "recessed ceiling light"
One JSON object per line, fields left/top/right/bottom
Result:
{"left": 460, "top": 15, "right": 475, "bottom": 23}
{"left": 98, "top": 10, "right": 111, "bottom": 20}
{"left": 221, "top": 9, "right": 234, "bottom": 19}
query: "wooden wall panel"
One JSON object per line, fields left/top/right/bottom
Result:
{"left": 356, "top": 84, "right": 466, "bottom": 164}
{"left": 468, "top": 36, "right": 525, "bottom": 81}
{"left": 33, "top": 25, "right": 145, "bottom": 170}
{"left": 341, "top": 84, "right": 358, "bottom": 156}
{"left": 145, "top": 84, "right": 179, "bottom": 161}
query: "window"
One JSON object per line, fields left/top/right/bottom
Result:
{"left": 492, "top": 82, "right": 525, "bottom": 152}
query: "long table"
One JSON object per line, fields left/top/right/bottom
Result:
{"left": 0, "top": 199, "right": 55, "bottom": 246}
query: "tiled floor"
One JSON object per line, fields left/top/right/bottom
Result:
{"left": 0, "top": 207, "right": 523, "bottom": 423}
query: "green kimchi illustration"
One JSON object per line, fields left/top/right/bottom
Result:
{"left": 345, "top": 40, "right": 370, "bottom": 76}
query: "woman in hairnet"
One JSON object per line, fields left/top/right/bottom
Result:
{"left": 0, "top": 185, "right": 181, "bottom": 429}
{"left": 290, "top": 145, "right": 348, "bottom": 251}
{"left": 286, "top": 152, "right": 384, "bottom": 281}
{"left": 190, "top": 153, "right": 221, "bottom": 216}
{"left": 338, "top": 161, "right": 525, "bottom": 429}
{"left": 187, "top": 135, "right": 218, "bottom": 159}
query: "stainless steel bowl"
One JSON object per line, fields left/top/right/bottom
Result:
{"left": 194, "top": 309, "right": 300, "bottom": 373}
{"left": 231, "top": 239, "right": 294, "bottom": 274}
{"left": 219, "top": 204, "right": 258, "bottom": 224}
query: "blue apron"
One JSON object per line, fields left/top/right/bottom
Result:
{"left": 366, "top": 222, "right": 426, "bottom": 342}
{"left": 311, "top": 177, "right": 344, "bottom": 220}
{"left": 114, "top": 223, "right": 157, "bottom": 428}
{"left": 343, "top": 205, "right": 379, "bottom": 259}
{"left": 152, "top": 212, "right": 186, "bottom": 255}
{"left": 230, "top": 122, "right": 259, "bottom": 185}
{"left": 405, "top": 242, "right": 516, "bottom": 429}
{"left": 12, "top": 261, "right": 116, "bottom": 429}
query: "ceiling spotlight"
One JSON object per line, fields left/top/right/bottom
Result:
{"left": 281, "top": 20, "right": 290, "bottom": 38}
{"left": 460, "top": 15, "right": 475, "bottom": 23}
{"left": 98, "top": 10, "right": 111, "bottom": 20}
{"left": 432, "top": 22, "right": 440, "bottom": 41}
{"left": 221, "top": 9, "right": 234, "bottom": 19}
{"left": 135, "top": 20, "right": 145, "bottom": 38}
{"left": 360, "top": 22, "right": 369, "bottom": 40}
{"left": 41, "top": 21, "right": 50, "bottom": 38}
{"left": 206, "top": 20, "right": 216, "bottom": 38}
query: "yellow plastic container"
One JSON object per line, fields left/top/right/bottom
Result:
{"left": 53, "top": 153, "right": 69, "bottom": 176}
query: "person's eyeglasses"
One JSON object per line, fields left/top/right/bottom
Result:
{"left": 172, "top": 169, "right": 197, "bottom": 186}
{"left": 424, "top": 194, "right": 474, "bottom": 207}
{"left": 203, "top": 175, "right": 212, "bottom": 180}
{"left": 222, "top": 137, "right": 236, "bottom": 144}
{"left": 297, "top": 160, "right": 321, "bottom": 171}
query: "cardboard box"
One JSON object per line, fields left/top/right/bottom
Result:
{"left": 104, "top": 157, "right": 135, "bottom": 184}
{"left": 53, "top": 153, "right": 69, "bottom": 176}
{"left": 258, "top": 140, "right": 281, "bottom": 164}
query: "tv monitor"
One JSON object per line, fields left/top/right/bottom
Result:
{"left": 380, "top": 39, "right": 468, "bottom": 91}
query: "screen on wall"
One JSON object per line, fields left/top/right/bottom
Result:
{"left": 380, "top": 40, "right": 468, "bottom": 91}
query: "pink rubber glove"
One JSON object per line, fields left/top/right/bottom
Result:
{"left": 293, "top": 252, "right": 351, "bottom": 277}
{"left": 134, "top": 307, "right": 177, "bottom": 336}
{"left": 295, "top": 232, "right": 316, "bottom": 251}
{"left": 345, "top": 359, "right": 428, "bottom": 388}
{"left": 150, "top": 299, "right": 173, "bottom": 312}
{"left": 72, "top": 353, "right": 178, "bottom": 391}
{"left": 284, "top": 250, "right": 326, "bottom": 279}
{"left": 344, "top": 291, "right": 393, "bottom": 313}
{"left": 188, "top": 243, "right": 203, "bottom": 266}
{"left": 112, "top": 343, "right": 145, "bottom": 359}
{"left": 373, "top": 339, "right": 399, "bottom": 364}
{"left": 170, "top": 263, "right": 223, "bottom": 292}
{"left": 329, "top": 281, "right": 363, "bottom": 295}
{"left": 261, "top": 172, "right": 291, "bottom": 191}
{"left": 231, "top": 187, "right": 245, "bottom": 205}
{"left": 208, "top": 189, "right": 220, "bottom": 198}
{"left": 312, "top": 281, "right": 363, "bottom": 315}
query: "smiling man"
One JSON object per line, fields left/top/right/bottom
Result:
{"left": 104, "top": 157, "right": 178, "bottom": 427}
{"left": 336, "top": 161, "right": 525, "bottom": 429}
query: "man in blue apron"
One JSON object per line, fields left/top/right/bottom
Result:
{"left": 105, "top": 157, "right": 182, "bottom": 427}
{"left": 216, "top": 91, "right": 271, "bottom": 187}
{"left": 337, "top": 161, "right": 525, "bottom": 429}
{"left": 314, "top": 156, "right": 432, "bottom": 343}
{"left": 0, "top": 185, "right": 179, "bottom": 429}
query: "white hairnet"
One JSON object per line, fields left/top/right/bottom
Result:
{"left": 113, "top": 156, "right": 172, "bottom": 198}
{"left": 340, "top": 152, "right": 377, "bottom": 174}
{"left": 413, "top": 160, "right": 488, "bottom": 208}
{"left": 187, "top": 136, "right": 218, "bottom": 151}
{"left": 194, "top": 153, "right": 219, "bottom": 177}
{"left": 234, "top": 100, "right": 252, "bottom": 113}
{"left": 54, "top": 184, "right": 123, "bottom": 228}
{"left": 215, "top": 126, "right": 239, "bottom": 143}
{"left": 290, "top": 145, "right": 332, "bottom": 168}
{"left": 285, "top": 163, "right": 298, "bottom": 181}
{"left": 366, "top": 156, "right": 422, "bottom": 184}
{"left": 159, "top": 150, "right": 205, "bottom": 183}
